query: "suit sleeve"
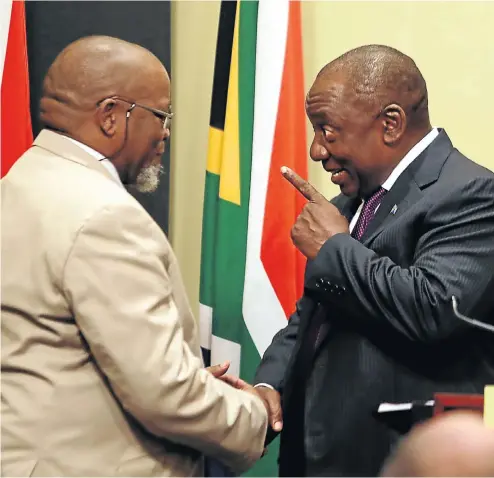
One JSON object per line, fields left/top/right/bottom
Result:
{"left": 62, "top": 202, "right": 268, "bottom": 474}
{"left": 254, "top": 197, "right": 347, "bottom": 391}
{"left": 254, "top": 299, "right": 303, "bottom": 391}
{"left": 305, "top": 177, "right": 494, "bottom": 343}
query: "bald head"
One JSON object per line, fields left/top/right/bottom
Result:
{"left": 317, "top": 44, "right": 429, "bottom": 129}
{"left": 40, "top": 35, "right": 170, "bottom": 131}
{"left": 39, "top": 36, "right": 171, "bottom": 192}
{"left": 381, "top": 412, "right": 494, "bottom": 477}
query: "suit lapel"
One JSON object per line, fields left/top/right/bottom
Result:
{"left": 361, "top": 168, "right": 421, "bottom": 244}
{"left": 361, "top": 129, "right": 454, "bottom": 244}
{"left": 310, "top": 131, "right": 454, "bottom": 355}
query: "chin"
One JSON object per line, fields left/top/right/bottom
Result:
{"left": 134, "top": 162, "right": 163, "bottom": 193}
{"left": 340, "top": 183, "right": 359, "bottom": 198}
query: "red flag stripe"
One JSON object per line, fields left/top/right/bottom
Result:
{"left": 1, "top": 0, "right": 33, "bottom": 177}
{"left": 260, "top": 1, "right": 307, "bottom": 318}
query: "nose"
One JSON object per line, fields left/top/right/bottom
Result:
{"left": 310, "top": 134, "right": 329, "bottom": 162}
{"left": 163, "top": 127, "right": 171, "bottom": 142}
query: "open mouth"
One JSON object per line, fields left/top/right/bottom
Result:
{"left": 331, "top": 168, "right": 346, "bottom": 178}
{"left": 330, "top": 167, "right": 351, "bottom": 186}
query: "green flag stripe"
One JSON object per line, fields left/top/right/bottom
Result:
{"left": 199, "top": 171, "right": 220, "bottom": 308}
{"left": 199, "top": 0, "right": 279, "bottom": 475}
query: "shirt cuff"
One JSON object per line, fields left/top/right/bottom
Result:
{"left": 254, "top": 382, "right": 275, "bottom": 390}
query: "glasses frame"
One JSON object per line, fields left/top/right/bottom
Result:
{"left": 96, "top": 95, "right": 173, "bottom": 130}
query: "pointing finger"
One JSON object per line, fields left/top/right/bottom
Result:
{"left": 281, "top": 166, "right": 323, "bottom": 202}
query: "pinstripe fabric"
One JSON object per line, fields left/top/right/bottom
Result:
{"left": 255, "top": 130, "right": 494, "bottom": 476}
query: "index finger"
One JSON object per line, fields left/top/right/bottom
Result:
{"left": 281, "top": 166, "right": 323, "bottom": 202}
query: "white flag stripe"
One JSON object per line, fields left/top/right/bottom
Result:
{"left": 211, "top": 335, "right": 241, "bottom": 378}
{"left": 243, "top": 0, "right": 290, "bottom": 356}
{"left": 199, "top": 303, "right": 213, "bottom": 350}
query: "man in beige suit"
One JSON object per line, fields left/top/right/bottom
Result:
{"left": 1, "top": 36, "right": 270, "bottom": 476}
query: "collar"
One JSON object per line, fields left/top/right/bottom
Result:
{"left": 381, "top": 127, "right": 439, "bottom": 191}
{"left": 33, "top": 129, "right": 122, "bottom": 187}
{"left": 64, "top": 136, "right": 123, "bottom": 188}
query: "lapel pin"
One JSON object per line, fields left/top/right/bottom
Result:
{"left": 391, "top": 204, "right": 398, "bottom": 215}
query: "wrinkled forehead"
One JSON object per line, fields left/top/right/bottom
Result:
{"left": 305, "top": 76, "right": 350, "bottom": 121}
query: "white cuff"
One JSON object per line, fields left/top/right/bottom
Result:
{"left": 254, "top": 382, "right": 275, "bottom": 390}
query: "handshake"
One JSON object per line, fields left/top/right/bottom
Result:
{"left": 206, "top": 362, "right": 283, "bottom": 445}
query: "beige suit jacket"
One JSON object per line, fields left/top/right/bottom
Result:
{"left": 1, "top": 130, "right": 268, "bottom": 477}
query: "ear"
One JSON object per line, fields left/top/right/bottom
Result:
{"left": 381, "top": 104, "right": 406, "bottom": 145}
{"left": 96, "top": 98, "right": 118, "bottom": 137}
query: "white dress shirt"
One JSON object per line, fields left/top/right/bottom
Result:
{"left": 349, "top": 128, "right": 439, "bottom": 233}
{"left": 255, "top": 128, "right": 439, "bottom": 392}
{"left": 64, "top": 135, "right": 124, "bottom": 188}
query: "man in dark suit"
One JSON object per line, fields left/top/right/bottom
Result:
{"left": 253, "top": 44, "right": 494, "bottom": 476}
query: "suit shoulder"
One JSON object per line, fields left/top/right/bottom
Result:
{"left": 17, "top": 145, "right": 152, "bottom": 224}
{"left": 424, "top": 149, "right": 494, "bottom": 210}
{"left": 3, "top": 146, "right": 164, "bottom": 251}
{"left": 441, "top": 148, "right": 494, "bottom": 182}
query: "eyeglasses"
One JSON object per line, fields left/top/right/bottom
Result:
{"left": 97, "top": 95, "right": 173, "bottom": 130}
{"left": 451, "top": 296, "right": 494, "bottom": 333}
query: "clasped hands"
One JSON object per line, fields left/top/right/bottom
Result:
{"left": 204, "top": 168, "right": 348, "bottom": 453}
{"left": 206, "top": 362, "right": 281, "bottom": 455}
{"left": 281, "top": 166, "right": 349, "bottom": 259}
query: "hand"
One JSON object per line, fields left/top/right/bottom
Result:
{"left": 220, "top": 376, "right": 283, "bottom": 433}
{"left": 255, "top": 385, "right": 283, "bottom": 433}
{"left": 281, "top": 166, "right": 349, "bottom": 260}
{"left": 205, "top": 361, "right": 230, "bottom": 378}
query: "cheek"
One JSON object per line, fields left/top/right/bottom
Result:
{"left": 134, "top": 121, "right": 162, "bottom": 150}
{"left": 345, "top": 132, "right": 379, "bottom": 171}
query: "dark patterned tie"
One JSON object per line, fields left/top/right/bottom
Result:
{"left": 351, "top": 187, "right": 387, "bottom": 241}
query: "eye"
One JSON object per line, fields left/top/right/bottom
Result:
{"left": 153, "top": 113, "right": 167, "bottom": 128}
{"left": 321, "top": 126, "right": 335, "bottom": 142}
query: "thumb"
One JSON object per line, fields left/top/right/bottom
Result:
{"left": 266, "top": 393, "right": 283, "bottom": 432}
{"left": 207, "top": 361, "right": 230, "bottom": 378}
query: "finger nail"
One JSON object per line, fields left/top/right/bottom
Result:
{"left": 280, "top": 166, "right": 288, "bottom": 175}
{"left": 273, "top": 421, "right": 283, "bottom": 431}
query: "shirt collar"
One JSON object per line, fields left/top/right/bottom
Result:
{"left": 381, "top": 127, "right": 439, "bottom": 191}
{"left": 63, "top": 136, "right": 124, "bottom": 188}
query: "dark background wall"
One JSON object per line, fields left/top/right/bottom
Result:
{"left": 25, "top": 1, "right": 171, "bottom": 233}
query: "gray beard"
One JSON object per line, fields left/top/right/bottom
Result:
{"left": 135, "top": 162, "right": 163, "bottom": 193}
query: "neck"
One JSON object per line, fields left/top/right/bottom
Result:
{"left": 361, "top": 125, "right": 433, "bottom": 198}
